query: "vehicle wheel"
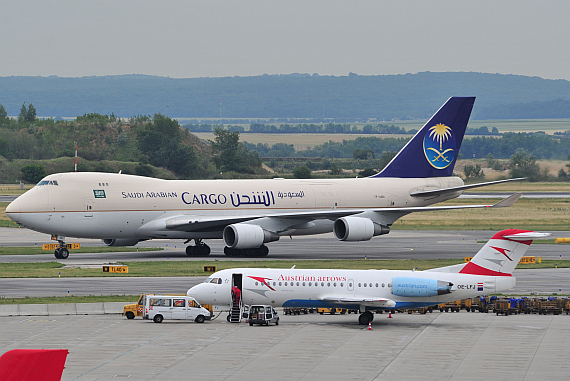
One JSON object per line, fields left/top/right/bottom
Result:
{"left": 249, "top": 320, "right": 254, "bottom": 326}
{"left": 199, "top": 245, "right": 211, "bottom": 256}
{"left": 195, "top": 315, "right": 205, "bottom": 323}
{"left": 358, "top": 313, "right": 371, "bottom": 325}
{"left": 153, "top": 315, "right": 163, "bottom": 323}
{"left": 59, "top": 248, "right": 69, "bottom": 259}
{"left": 227, "top": 314, "right": 231, "bottom": 322}
{"left": 275, "top": 318, "right": 279, "bottom": 325}
{"left": 259, "top": 245, "right": 269, "bottom": 257}
{"left": 54, "top": 249, "right": 62, "bottom": 259}
{"left": 126, "top": 311, "right": 135, "bottom": 319}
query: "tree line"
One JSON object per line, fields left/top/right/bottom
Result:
{"left": 246, "top": 132, "right": 570, "bottom": 160}
{"left": 186, "top": 122, "right": 499, "bottom": 136}
{"left": 0, "top": 103, "right": 263, "bottom": 182}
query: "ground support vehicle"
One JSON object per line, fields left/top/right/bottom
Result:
{"left": 318, "top": 308, "right": 346, "bottom": 315}
{"left": 494, "top": 299, "right": 522, "bottom": 316}
{"left": 123, "top": 294, "right": 147, "bottom": 319}
{"left": 124, "top": 294, "right": 212, "bottom": 319}
{"left": 537, "top": 299, "right": 563, "bottom": 315}
{"left": 247, "top": 305, "right": 279, "bottom": 326}
{"left": 405, "top": 306, "right": 433, "bottom": 314}
{"left": 284, "top": 307, "right": 315, "bottom": 315}
{"left": 461, "top": 298, "right": 473, "bottom": 312}
{"left": 143, "top": 295, "right": 211, "bottom": 323}
{"left": 440, "top": 300, "right": 461, "bottom": 312}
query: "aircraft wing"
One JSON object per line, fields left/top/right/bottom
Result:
{"left": 322, "top": 296, "right": 397, "bottom": 308}
{"left": 410, "top": 178, "right": 526, "bottom": 197}
{"left": 163, "top": 193, "right": 521, "bottom": 232}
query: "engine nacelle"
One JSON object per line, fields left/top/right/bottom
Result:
{"left": 391, "top": 277, "right": 453, "bottom": 297}
{"left": 333, "top": 217, "right": 390, "bottom": 241}
{"left": 102, "top": 238, "right": 141, "bottom": 247}
{"left": 223, "top": 224, "right": 279, "bottom": 249}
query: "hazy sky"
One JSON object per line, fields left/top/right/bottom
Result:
{"left": 2, "top": 1, "right": 569, "bottom": 80}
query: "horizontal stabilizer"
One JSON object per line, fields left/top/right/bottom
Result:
{"left": 502, "top": 231, "right": 551, "bottom": 240}
{"left": 410, "top": 178, "right": 526, "bottom": 197}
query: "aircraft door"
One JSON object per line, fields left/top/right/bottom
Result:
{"left": 310, "top": 183, "right": 340, "bottom": 209}
{"left": 84, "top": 200, "right": 93, "bottom": 217}
{"left": 348, "top": 279, "right": 354, "bottom": 291}
{"left": 232, "top": 273, "right": 243, "bottom": 305}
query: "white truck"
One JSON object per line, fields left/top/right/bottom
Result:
{"left": 143, "top": 295, "right": 211, "bottom": 323}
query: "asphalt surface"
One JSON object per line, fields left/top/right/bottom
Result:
{"left": 2, "top": 226, "right": 570, "bottom": 380}
{"left": 2, "top": 312, "right": 569, "bottom": 380}
{"left": 1, "top": 228, "right": 569, "bottom": 262}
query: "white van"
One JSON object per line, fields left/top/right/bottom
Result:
{"left": 143, "top": 295, "right": 211, "bottom": 323}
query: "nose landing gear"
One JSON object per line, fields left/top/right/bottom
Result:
{"left": 53, "top": 237, "right": 69, "bottom": 259}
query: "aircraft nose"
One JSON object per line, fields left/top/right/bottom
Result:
{"left": 6, "top": 199, "right": 21, "bottom": 223}
{"left": 187, "top": 283, "right": 204, "bottom": 299}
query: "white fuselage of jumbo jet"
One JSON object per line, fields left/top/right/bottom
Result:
{"left": 7, "top": 172, "right": 463, "bottom": 241}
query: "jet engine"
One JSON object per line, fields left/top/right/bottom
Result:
{"left": 102, "top": 238, "right": 141, "bottom": 247}
{"left": 333, "top": 217, "right": 390, "bottom": 241}
{"left": 391, "top": 277, "right": 453, "bottom": 297}
{"left": 223, "top": 224, "right": 279, "bottom": 249}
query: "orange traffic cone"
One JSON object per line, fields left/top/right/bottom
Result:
{"left": 388, "top": 311, "right": 392, "bottom": 318}
{"left": 368, "top": 321, "right": 372, "bottom": 330}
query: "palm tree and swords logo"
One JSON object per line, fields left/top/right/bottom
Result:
{"left": 423, "top": 123, "right": 456, "bottom": 169}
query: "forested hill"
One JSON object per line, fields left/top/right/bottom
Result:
{"left": 1, "top": 72, "right": 570, "bottom": 120}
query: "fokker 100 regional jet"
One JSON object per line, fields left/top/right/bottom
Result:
{"left": 188, "top": 229, "right": 548, "bottom": 325}
{"left": 6, "top": 97, "right": 522, "bottom": 259}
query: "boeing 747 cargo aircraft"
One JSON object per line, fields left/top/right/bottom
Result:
{"left": 6, "top": 97, "right": 522, "bottom": 258}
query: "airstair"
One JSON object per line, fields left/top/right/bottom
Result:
{"left": 229, "top": 301, "right": 242, "bottom": 323}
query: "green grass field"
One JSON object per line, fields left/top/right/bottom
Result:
{"left": 0, "top": 295, "right": 139, "bottom": 305}
{"left": 1, "top": 258, "right": 569, "bottom": 279}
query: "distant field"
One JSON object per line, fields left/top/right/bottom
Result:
{"left": 191, "top": 132, "right": 406, "bottom": 151}
{"left": 192, "top": 119, "right": 570, "bottom": 151}
{"left": 392, "top": 119, "right": 570, "bottom": 134}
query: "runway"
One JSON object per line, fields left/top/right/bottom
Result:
{"left": 1, "top": 227, "right": 568, "bottom": 263}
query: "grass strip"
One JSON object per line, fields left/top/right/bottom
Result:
{"left": 0, "top": 295, "right": 139, "bottom": 305}
{"left": 2, "top": 259, "right": 570, "bottom": 278}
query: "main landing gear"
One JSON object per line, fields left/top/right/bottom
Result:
{"left": 224, "top": 245, "right": 269, "bottom": 257}
{"left": 185, "top": 239, "right": 211, "bottom": 256}
{"left": 358, "top": 311, "right": 374, "bottom": 325}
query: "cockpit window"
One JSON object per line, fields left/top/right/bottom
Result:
{"left": 204, "top": 277, "right": 222, "bottom": 284}
{"left": 37, "top": 180, "right": 58, "bottom": 186}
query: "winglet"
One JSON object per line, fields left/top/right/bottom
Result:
{"left": 0, "top": 349, "right": 68, "bottom": 381}
{"left": 490, "top": 193, "right": 522, "bottom": 208}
